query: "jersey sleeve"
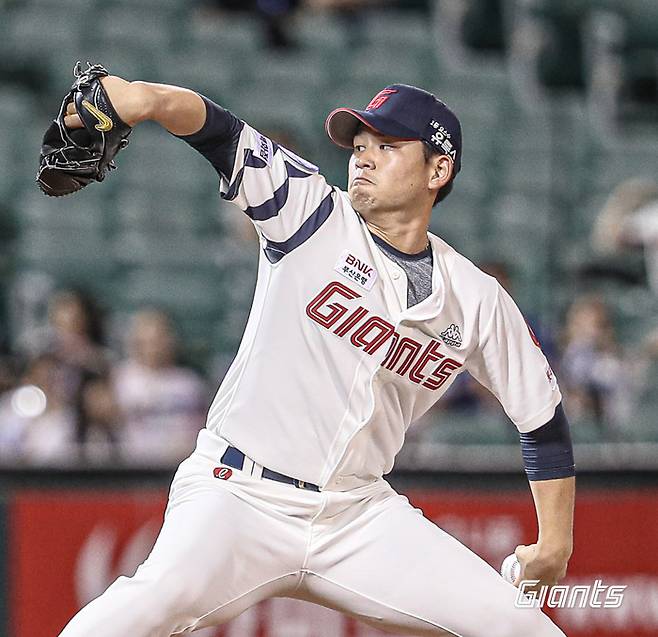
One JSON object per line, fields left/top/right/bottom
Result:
{"left": 219, "top": 120, "right": 335, "bottom": 246}
{"left": 465, "top": 283, "right": 562, "bottom": 433}
{"left": 179, "top": 97, "right": 335, "bottom": 250}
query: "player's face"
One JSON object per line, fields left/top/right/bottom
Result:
{"left": 348, "top": 128, "right": 435, "bottom": 215}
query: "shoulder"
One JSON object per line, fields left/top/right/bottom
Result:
{"left": 429, "top": 233, "right": 499, "bottom": 309}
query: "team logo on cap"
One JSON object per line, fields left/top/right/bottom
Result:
{"left": 366, "top": 89, "right": 398, "bottom": 111}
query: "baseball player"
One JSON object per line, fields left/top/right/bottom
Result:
{"left": 57, "top": 76, "right": 575, "bottom": 636}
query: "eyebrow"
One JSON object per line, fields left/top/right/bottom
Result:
{"left": 353, "top": 135, "right": 413, "bottom": 145}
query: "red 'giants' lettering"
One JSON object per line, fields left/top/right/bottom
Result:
{"left": 351, "top": 316, "right": 395, "bottom": 354}
{"left": 384, "top": 336, "right": 422, "bottom": 376}
{"left": 409, "top": 340, "right": 444, "bottom": 383}
{"left": 305, "top": 281, "right": 361, "bottom": 328}
{"left": 423, "top": 358, "right": 462, "bottom": 390}
{"left": 306, "top": 282, "right": 462, "bottom": 391}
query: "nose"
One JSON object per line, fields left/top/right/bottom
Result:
{"left": 355, "top": 147, "right": 375, "bottom": 170}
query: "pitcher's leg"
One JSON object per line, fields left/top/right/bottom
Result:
{"left": 301, "top": 487, "right": 565, "bottom": 637}
{"left": 58, "top": 464, "right": 305, "bottom": 637}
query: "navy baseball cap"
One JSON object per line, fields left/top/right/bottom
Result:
{"left": 325, "top": 84, "right": 462, "bottom": 174}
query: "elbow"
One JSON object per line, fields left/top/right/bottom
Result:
{"left": 130, "top": 81, "right": 164, "bottom": 124}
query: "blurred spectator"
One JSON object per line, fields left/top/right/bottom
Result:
{"left": 480, "top": 260, "right": 557, "bottom": 361}
{"left": 112, "top": 309, "right": 208, "bottom": 465}
{"left": 304, "top": 0, "right": 386, "bottom": 9}
{"left": 304, "top": 0, "right": 366, "bottom": 6}
{"left": 201, "top": 0, "right": 302, "bottom": 49}
{"left": 0, "top": 354, "right": 17, "bottom": 397}
{"left": 0, "top": 354, "right": 75, "bottom": 464}
{"left": 258, "top": 0, "right": 302, "bottom": 48}
{"left": 34, "top": 288, "right": 114, "bottom": 452}
{"left": 202, "top": 0, "right": 388, "bottom": 49}
{"left": 559, "top": 295, "right": 633, "bottom": 433}
{"left": 592, "top": 177, "right": 658, "bottom": 295}
{"left": 80, "top": 376, "right": 121, "bottom": 462}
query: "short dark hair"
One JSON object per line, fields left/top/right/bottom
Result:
{"left": 422, "top": 141, "right": 455, "bottom": 206}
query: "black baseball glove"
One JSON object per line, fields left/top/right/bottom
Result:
{"left": 36, "top": 61, "right": 132, "bottom": 197}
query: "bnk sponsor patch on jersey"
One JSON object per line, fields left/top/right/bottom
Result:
{"left": 334, "top": 251, "right": 378, "bottom": 290}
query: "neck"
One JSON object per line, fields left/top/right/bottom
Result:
{"left": 363, "top": 210, "right": 431, "bottom": 254}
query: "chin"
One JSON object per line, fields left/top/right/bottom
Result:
{"left": 348, "top": 187, "right": 376, "bottom": 213}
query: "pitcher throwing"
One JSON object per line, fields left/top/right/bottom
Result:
{"left": 50, "top": 66, "right": 575, "bottom": 636}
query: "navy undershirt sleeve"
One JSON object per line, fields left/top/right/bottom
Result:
{"left": 177, "top": 95, "right": 244, "bottom": 181}
{"left": 519, "top": 403, "right": 575, "bottom": 481}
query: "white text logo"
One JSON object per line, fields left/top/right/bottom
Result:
{"left": 515, "top": 579, "right": 627, "bottom": 609}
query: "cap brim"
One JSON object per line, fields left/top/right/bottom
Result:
{"left": 325, "top": 108, "right": 418, "bottom": 148}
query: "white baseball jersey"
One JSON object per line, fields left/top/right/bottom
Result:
{"left": 206, "top": 122, "right": 562, "bottom": 489}
{"left": 58, "top": 102, "right": 569, "bottom": 637}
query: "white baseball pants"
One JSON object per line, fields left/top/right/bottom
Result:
{"left": 58, "top": 428, "right": 566, "bottom": 637}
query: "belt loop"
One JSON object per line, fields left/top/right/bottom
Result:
{"left": 243, "top": 457, "right": 255, "bottom": 475}
{"left": 252, "top": 461, "right": 264, "bottom": 479}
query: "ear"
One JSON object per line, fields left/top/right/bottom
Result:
{"left": 428, "top": 155, "right": 454, "bottom": 195}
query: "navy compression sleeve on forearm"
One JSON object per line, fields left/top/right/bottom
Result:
{"left": 519, "top": 403, "right": 575, "bottom": 481}
{"left": 177, "top": 96, "right": 244, "bottom": 181}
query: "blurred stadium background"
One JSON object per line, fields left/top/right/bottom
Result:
{"left": 0, "top": 0, "right": 657, "bottom": 635}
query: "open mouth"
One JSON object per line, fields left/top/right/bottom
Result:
{"left": 352, "top": 176, "right": 374, "bottom": 186}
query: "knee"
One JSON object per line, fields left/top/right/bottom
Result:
{"left": 56, "top": 572, "right": 194, "bottom": 637}
{"left": 127, "top": 568, "right": 206, "bottom": 632}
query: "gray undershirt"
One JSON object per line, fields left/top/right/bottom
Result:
{"left": 371, "top": 234, "right": 433, "bottom": 308}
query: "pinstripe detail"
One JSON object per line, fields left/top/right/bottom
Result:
{"left": 239, "top": 160, "right": 314, "bottom": 221}
{"left": 245, "top": 149, "right": 268, "bottom": 169}
{"left": 223, "top": 149, "right": 267, "bottom": 201}
{"left": 245, "top": 179, "right": 290, "bottom": 221}
{"left": 285, "top": 163, "right": 315, "bottom": 179}
{"left": 264, "top": 190, "right": 335, "bottom": 263}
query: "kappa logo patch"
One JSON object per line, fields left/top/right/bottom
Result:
{"left": 334, "top": 250, "right": 378, "bottom": 290}
{"left": 440, "top": 324, "right": 462, "bottom": 347}
{"left": 213, "top": 466, "right": 233, "bottom": 480}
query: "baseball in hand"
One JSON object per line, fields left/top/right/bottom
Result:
{"left": 500, "top": 553, "right": 521, "bottom": 584}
